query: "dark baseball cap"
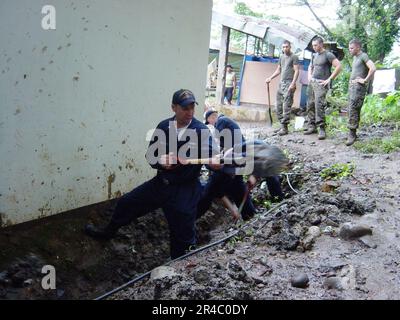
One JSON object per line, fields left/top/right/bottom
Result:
{"left": 204, "top": 109, "right": 218, "bottom": 125}
{"left": 172, "top": 89, "right": 198, "bottom": 107}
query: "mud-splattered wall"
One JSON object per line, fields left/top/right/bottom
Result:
{"left": 0, "top": 0, "right": 213, "bottom": 226}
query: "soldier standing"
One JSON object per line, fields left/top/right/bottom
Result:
{"left": 266, "top": 40, "right": 300, "bottom": 136}
{"left": 346, "top": 39, "right": 376, "bottom": 146}
{"left": 304, "top": 37, "right": 342, "bottom": 140}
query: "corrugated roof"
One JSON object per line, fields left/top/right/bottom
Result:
{"left": 212, "top": 10, "right": 315, "bottom": 51}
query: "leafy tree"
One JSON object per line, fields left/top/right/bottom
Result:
{"left": 296, "top": 0, "right": 400, "bottom": 63}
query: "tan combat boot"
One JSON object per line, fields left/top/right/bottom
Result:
{"left": 278, "top": 124, "right": 289, "bottom": 136}
{"left": 345, "top": 129, "right": 357, "bottom": 146}
{"left": 304, "top": 126, "right": 317, "bottom": 135}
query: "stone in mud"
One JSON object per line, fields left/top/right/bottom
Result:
{"left": 193, "top": 267, "right": 211, "bottom": 284}
{"left": 150, "top": 266, "right": 178, "bottom": 281}
{"left": 302, "top": 226, "right": 321, "bottom": 250}
{"left": 291, "top": 273, "right": 309, "bottom": 288}
{"left": 324, "top": 277, "right": 343, "bottom": 290}
{"left": 321, "top": 180, "right": 340, "bottom": 193}
{"left": 339, "top": 223, "right": 372, "bottom": 240}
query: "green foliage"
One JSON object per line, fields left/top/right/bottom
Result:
{"left": 234, "top": 2, "right": 263, "bottom": 17}
{"left": 361, "top": 91, "right": 400, "bottom": 125}
{"left": 333, "top": 0, "right": 400, "bottom": 63}
{"left": 325, "top": 110, "right": 348, "bottom": 135}
{"left": 320, "top": 163, "right": 356, "bottom": 180}
{"left": 331, "top": 69, "right": 351, "bottom": 98}
{"left": 354, "top": 131, "right": 400, "bottom": 154}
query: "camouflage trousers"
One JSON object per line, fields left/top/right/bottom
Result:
{"left": 348, "top": 82, "right": 367, "bottom": 130}
{"left": 276, "top": 81, "right": 295, "bottom": 125}
{"left": 306, "top": 80, "right": 329, "bottom": 128}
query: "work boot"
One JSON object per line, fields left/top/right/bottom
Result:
{"left": 84, "top": 221, "right": 119, "bottom": 240}
{"left": 318, "top": 126, "right": 326, "bottom": 140}
{"left": 345, "top": 129, "right": 357, "bottom": 146}
{"left": 304, "top": 126, "right": 317, "bottom": 135}
{"left": 278, "top": 124, "right": 289, "bottom": 136}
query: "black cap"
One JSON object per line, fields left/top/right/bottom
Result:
{"left": 204, "top": 110, "right": 218, "bottom": 125}
{"left": 172, "top": 89, "right": 198, "bottom": 107}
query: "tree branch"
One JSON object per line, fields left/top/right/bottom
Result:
{"left": 302, "top": 0, "right": 334, "bottom": 37}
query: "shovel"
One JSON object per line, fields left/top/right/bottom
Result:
{"left": 266, "top": 82, "right": 273, "bottom": 127}
{"left": 183, "top": 140, "right": 288, "bottom": 178}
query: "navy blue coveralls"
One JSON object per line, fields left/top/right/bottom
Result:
{"left": 197, "top": 114, "right": 257, "bottom": 220}
{"left": 110, "top": 116, "right": 215, "bottom": 259}
{"left": 197, "top": 115, "right": 284, "bottom": 220}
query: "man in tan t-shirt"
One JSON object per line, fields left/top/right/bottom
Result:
{"left": 266, "top": 40, "right": 300, "bottom": 135}
{"left": 346, "top": 39, "right": 376, "bottom": 146}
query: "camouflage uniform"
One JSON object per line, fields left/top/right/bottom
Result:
{"left": 348, "top": 52, "right": 370, "bottom": 130}
{"left": 306, "top": 80, "right": 329, "bottom": 128}
{"left": 348, "top": 82, "right": 368, "bottom": 130}
{"left": 306, "top": 51, "right": 336, "bottom": 129}
{"left": 276, "top": 81, "right": 294, "bottom": 125}
{"left": 276, "top": 53, "right": 299, "bottom": 125}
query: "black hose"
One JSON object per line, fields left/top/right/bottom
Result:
{"left": 93, "top": 200, "right": 289, "bottom": 300}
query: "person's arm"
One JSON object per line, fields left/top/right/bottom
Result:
{"left": 308, "top": 63, "right": 313, "bottom": 82}
{"left": 289, "top": 64, "right": 300, "bottom": 91}
{"left": 265, "top": 65, "right": 281, "bottom": 84}
{"left": 321, "top": 58, "right": 342, "bottom": 87}
{"left": 220, "top": 196, "right": 240, "bottom": 222}
{"left": 356, "top": 60, "right": 376, "bottom": 84}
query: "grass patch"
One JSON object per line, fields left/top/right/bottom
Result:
{"left": 361, "top": 91, "right": 400, "bottom": 125}
{"left": 320, "top": 162, "right": 356, "bottom": 180}
{"left": 326, "top": 110, "right": 348, "bottom": 135}
{"left": 354, "top": 131, "right": 400, "bottom": 154}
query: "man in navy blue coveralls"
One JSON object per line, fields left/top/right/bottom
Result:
{"left": 197, "top": 111, "right": 284, "bottom": 221}
{"left": 85, "top": 89, "right": 220, "bottom": 259}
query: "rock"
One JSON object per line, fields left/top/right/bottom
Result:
{"left": 308, "top": 226, "right": 321, "bottom": 238}
{"left": 359, "top": 237, "right": 377, "bottom": 249}
{"left": 150, "top": 266, "right": 178, "bottom": 281}
{"left": 193, "top": 267, "right": 210, "bottom": 284}
{"left": 302, "top": 226, "right": 321, "bottom": 250}
{"left": 308, "top": 213, "right": 322, "bottom": 226}
{"left": 258, "top": 257, "right": 269, "bottom": 267}
{"left": 325, "top": 218, "right": 340, "bottom": 227}
{"left": 321, "top": 181, "right": 340, "bottom": 193}
{"left": 322, "top": 226, "right": 334, "bottom": 235}
{"left": 339, "top": 223, "right": 373, "bottom": 240}
{"left": 291, "top": 273, "right": 309, "bottom": 288}
{"left": 324, "top": 277, "right": 343, "bottom": 290}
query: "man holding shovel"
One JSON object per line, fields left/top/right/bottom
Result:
{"left": 265, "top": 40, "right": 300, "bottom": 135}
{"left": 84, "top": 89, "right": 222, "bottom": 259}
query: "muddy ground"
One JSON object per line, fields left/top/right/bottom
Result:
{"left": 0, "top": 121, "right": 399, "bottom": 300}
{"left": 111, "top": 122, "right": 400, "bottom": 300}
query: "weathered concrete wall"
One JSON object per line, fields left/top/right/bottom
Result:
{"left": 0, "top": 0, "right": 213, "bottom": 226}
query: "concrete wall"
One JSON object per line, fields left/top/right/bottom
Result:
{"left": 0, "top": 0, "right": 213, "bottom": 226}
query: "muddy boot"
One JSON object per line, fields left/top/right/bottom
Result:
{"left": 318, "top": 126, "right": 326, "bottom": 140}
{"left": 345, "top": 129, "right": 357, "bottom": 146}
{"left": 278, "top": 124, "right": 289, "bottom": 136}
{"left": 84, "top": 221, "right": 119, "bottom": 240}
{"left": 304, "top": 126, "right": 317, "bottom": 135}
